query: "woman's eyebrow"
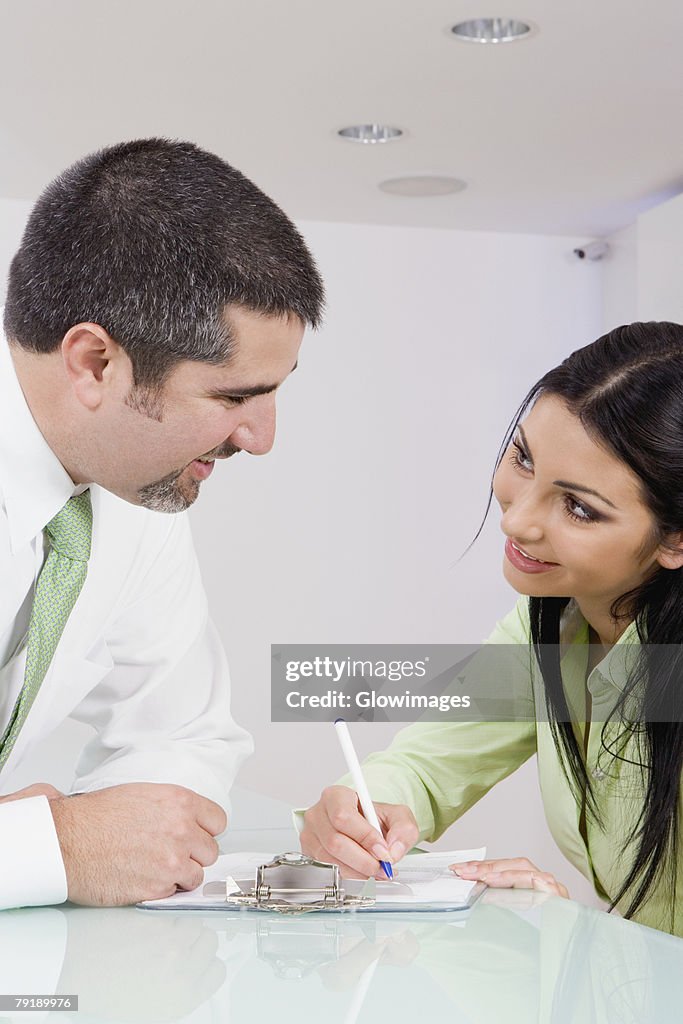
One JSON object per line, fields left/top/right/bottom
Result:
{"left": 517, "top": 425, "right": 618, "bottom": 510}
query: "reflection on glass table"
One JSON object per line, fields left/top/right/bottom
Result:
{"left": 1, "top": 863, "right": 682, "bottom": 1023}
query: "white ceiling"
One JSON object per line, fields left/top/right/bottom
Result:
{"left": 1, "top": 0, "right": 682, "bottom": 236}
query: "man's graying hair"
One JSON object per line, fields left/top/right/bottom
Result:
{"left": 4, "top": 138, "right": 324, "bottom": 388}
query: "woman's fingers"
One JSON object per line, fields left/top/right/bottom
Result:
{"left": 301, "top": 787, "right": 388, "bottom": 877}
{"left": 301, "top": 788, "right": 419, "bottom": 878}
{"left": 484, "top": 869, "right": 569, "bottom": 898}
{"left": 451, "top": 857, "right": 569, "bottom": 899}
{"left": 531, "top": 874, "right": 570, "bottom": 899}
{"left": 378, "top": 803, "right": 420, "bottom": 864}
{"left": 451, "top": 856, "right": 537, "bottom": 875}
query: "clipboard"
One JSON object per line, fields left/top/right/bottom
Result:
{"left": 137, "top": 850, "right": 487, "bottom": 915}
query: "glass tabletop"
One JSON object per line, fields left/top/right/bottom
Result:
{"left": 1, "top": 875, "right": 682, "bottom": 1023}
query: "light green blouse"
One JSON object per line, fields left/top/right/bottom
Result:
{"left": 353, "top": 598, "right": 680, "bottom": 934}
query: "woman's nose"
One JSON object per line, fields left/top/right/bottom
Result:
{"left": 501, "top": 500, "right": 544, "bottom": 543}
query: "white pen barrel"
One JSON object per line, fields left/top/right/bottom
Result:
{"left": 334, "top": 719, "right": 383, "bottom": 834}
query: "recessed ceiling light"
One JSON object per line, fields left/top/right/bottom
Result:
{"left": 338, "top": 124, "right": 403, "bottom": 144}
{"left": 451, "top": 18, "right": 533, "bottom": 43}
{"left": 379, "top": 176, "right": 467, "bottom": 197}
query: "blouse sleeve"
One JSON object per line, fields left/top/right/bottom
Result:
{"left": 340, "top": 599, "right": 538, "bottom": 842}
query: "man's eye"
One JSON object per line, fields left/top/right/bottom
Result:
{"left": 224, "top": 395, "right": 250, "bottom": 406}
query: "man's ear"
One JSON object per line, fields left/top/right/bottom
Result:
{"left": 656, "top": 533, "right": 683, "bottom": 571}
{"left": 61, "top": 323, "right": 125, "bottom": 410}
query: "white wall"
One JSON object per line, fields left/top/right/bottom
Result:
{"left": 2, "top": 210, "right": 604, "bottom": 903}
{"left": 190, "top": 220, "right": 603, "bottom": 902}
{"left": 636, "top": 192, "right": 683, "bottom": 322}
{"left": 603, "top": 191, "right": 683, "bottom": 328}
{"left": 190, "top": 218, "right": 602, "bottom": 774}
{"left": 602, "top": 223, "right": 637, "bottom": 330}
{"left": 0, "top": 198, "right": 32, "bottom": 275}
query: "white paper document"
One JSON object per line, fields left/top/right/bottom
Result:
{"left": 374, "top": 847, "right": 486, "bottom": 904}
{"left": 137, "top": 847, "right": 486, "bottom": 911}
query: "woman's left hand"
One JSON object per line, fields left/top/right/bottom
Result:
{"left": 450, "top": 856, "right": 570, "bottom": 899}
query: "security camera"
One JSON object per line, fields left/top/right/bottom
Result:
{"left": 573, "top": 241, "right": 610, "bottom": 261}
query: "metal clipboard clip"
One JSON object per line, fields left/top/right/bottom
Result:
{"left": 222, "top": 852, "right": 376, "bottom": 915}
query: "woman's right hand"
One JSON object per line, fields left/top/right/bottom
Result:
{"left": 300, "top": 785, "right": 419, "bottom": 878}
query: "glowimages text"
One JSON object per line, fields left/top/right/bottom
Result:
{"left": 285, "top": 689, "right": 471, "bottom": 712}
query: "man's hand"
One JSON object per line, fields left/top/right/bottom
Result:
{"left": 301, "top": 785, "right": 419, "bottom": 878}
{"left": 450, "top": 856, "right": 570, "bottom": 899}
{"left": 49, "top": 783, "right": 227, "bottom": 906}
{"left": 0, "top": 783, "right": 64, "bottom": 802}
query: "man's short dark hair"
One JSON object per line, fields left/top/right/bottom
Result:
{"left": 4, "top": 138, "right": 324, "bottom": 387}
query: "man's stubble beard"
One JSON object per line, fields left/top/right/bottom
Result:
{"left": 125, "top": 381, "right": 244, "bottom": 513}
{"left": 136, "top": 468, "right": 198, "bottom": 513}
{"left": 124, "top": 383, "right": 194, "bottom": 512}
{"left": 136, "top": 443, "right": 242, "bottom": 513}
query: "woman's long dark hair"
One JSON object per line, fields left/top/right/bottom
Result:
{"left": 505, "top": 322, "right": 683, "bottom": 924}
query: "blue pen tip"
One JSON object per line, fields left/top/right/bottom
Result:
{"left": 334, "top": 717, "right": 345, "bottom": 725}
{"left": 381, "top": 861, "right": 393, "bottom": 880}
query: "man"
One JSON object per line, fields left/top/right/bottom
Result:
{"left": 0, "top": 138, "right": 324, "bottom": 909}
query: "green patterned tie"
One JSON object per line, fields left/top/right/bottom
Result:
{"left": 0, "top": 491, "right": 92, "bottom": 769}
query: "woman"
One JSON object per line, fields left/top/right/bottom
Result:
{"left": 301, "top": 321, "right": 683, "bottom": 934}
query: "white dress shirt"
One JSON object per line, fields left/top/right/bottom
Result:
{"left": 0, "top": 328, "right": 253, "bottom": 910}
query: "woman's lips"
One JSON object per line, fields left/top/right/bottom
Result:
{"left": 504, "top": 538, "right": 559, "bottom": 574}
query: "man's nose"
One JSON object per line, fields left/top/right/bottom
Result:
{"left": 231, "top": 394, "right": 277, "bottom": 456}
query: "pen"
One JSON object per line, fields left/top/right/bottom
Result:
{"left": 334, "top": 717, "right": 394, "bottom": 880}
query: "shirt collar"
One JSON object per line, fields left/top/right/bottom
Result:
{"left": 0, "top": 324, "right": 79, "bottom": 553}
{"left": 561, "top": 599, "right": 640, "bottom": 694}
{"left": 598, "top": 620, "right": 640, "bottom": 694}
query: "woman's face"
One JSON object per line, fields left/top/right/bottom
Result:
{"left": 492, "top": 394, "right": 674, "bottom": 614}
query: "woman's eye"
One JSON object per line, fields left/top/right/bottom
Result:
{"left": 510, "top": 441, "right": 533, "bottom": 471}
{"left": 564, "top": 496, "right": 596, "bottom": 523}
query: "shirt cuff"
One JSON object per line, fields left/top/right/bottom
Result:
{"left": 0, "top": 796, "right": 68, "bottom": 909}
